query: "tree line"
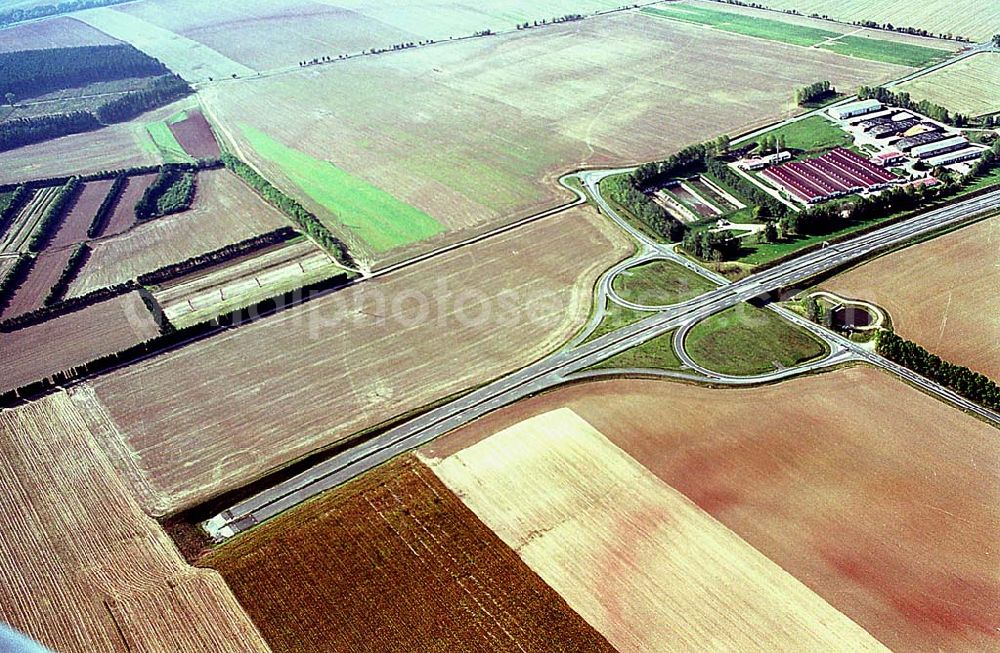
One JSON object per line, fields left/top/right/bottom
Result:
{"left": 86, "top": 175, "right": 127, "bottom": 238}
{"left": 135, "top": 166, "right": 196, "bottom": 221}
{"left": 602, "top": 175, "right": 687, "bottom": 242}
{"left": 0, "top": 0, "right": 132, "bottom": 27}
{"left": 27, "top": 178, "right": 80, "bottom": 253}
{"left": 857, "top": 86, "right": 970, "bottom": 127}
{"left": 222, "top": 154, "right": 355, "bottom": 268}
{"left": 0, "top": 185, "right": 31, "bottom": 238}
{"left": 0, "top": 254, "right": 33, "bottom": 316}
{"left": 795, "top": 80, "right": 833, "bottom": 106}
{"left": 44, "top": 243, "right": 90, "bottom": 306}
{"left": 0, "top": 112, "right": 99, "bottom": 152}
{"left": 0, "top": 45, "right": 169, "bottom": 100}
{"left": 682, "top": 230, "right": 741, "bottom": 261}
{"left": 93, "top": 75, "right": 191, "bottom": 123}
{"left": 137, "top": 227, "right": 299, "bottom": 286}
{"left": 877, "top": 330, "right": 1000, "bottom": 411}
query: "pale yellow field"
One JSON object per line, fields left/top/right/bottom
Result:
{"left": 0, "top": 391, "right": 269, "bottom": 653}
{"left": 422, "top": 408, "right": 888, "bottom": 652}
{"left": 69, "top": 169, "right": 288, "bottom": 296}
{"left": 898, "top": 52, "right": 1000, "bottom": 116}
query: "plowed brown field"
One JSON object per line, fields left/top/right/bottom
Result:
{"left": 203, "top": 455, "right": 615, "bottom": 653}
{"left": 0, "top": 291, "right": 159, "bottom": 393}
{"left": 0, "top": 16, "right": 120, "bottom": 52}
{"left": 99, "top": 173, "right": 154, "bottom": 237}
{"left": 48, "top": 178, "right": 114, "bottom": 248}
{"left": 0, "top": 391, "right": 270, "bottom": 653}
{"left": 87, "top": 205, "right": 630, "bottom": 514}
{"left": 1, "top": 247, "right": 73, "bottom": 318}
{"left": 69, "top": 169, "right": 287, "bottom": 296}
{"left": 168, "top": 109, "right": 220, "bottom": 158}
{"left": 426, "top": 367, "right": 1000, "bottom": 653}
{"left": 825, "top": 215, "right": 1000, "bottom": 378}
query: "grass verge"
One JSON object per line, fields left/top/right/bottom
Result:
{"left": 612, "top": 259, "right": 717, "bottom": 306}
{"left": 145, "top": 121, "right": 195, "bottom": 164}
{"left": 590, "top": 330, "right": 683, "bottom": 371}
{"left": 685, "top": 302, "right": 828, "bottom": 375}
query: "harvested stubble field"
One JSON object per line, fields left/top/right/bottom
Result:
{"left": 154, "top": 239, "right": 341, "bottom": 328}
{"left": 69, "top": 169, "right": 287, "bottom": 296}
{"left": 826, "top": 215, "right": 1000, "bottom": 378}
{"left": 747, "top": 0, "right": 1000, "bottom": 42}
{"left": 0, "top": 392, "right": 270, "bottom": 653}
{"left": 87, "top": 206, "right": 630, "bottom": 514}
{"left": 100, "top": 173, "right": 155, "bottom": 237}
{"left": 202, "top": 10, "right": 905, "bottom": 264}
{"left": 0, "top": 291, "right": 159, "bottom": 393}
{"left": 48, "top": 179, "right": 114, "bottom": 249}
{"left": 0, "top": 187, "right": 58, "bottom": 254}
{"left": 1, "top": 248, "right": 73, "bottom": 318}
{"left": 168, "top": 109, "right": 220, "bottom": 159}
{"left": 110, "top": 0, "right": 622, "bottom": 70}
{"left": 0, "top": 16, "right": 120, "bottom": 52}
{"left": 0, "top": 123, "right": 160, "bottom": 185}
{"left": 428, "top": 367, "right": 1000, "bottom": 653}
{"left": 422, "top": 408, "right": 889, "bottom": 652}
{"left": 203, "top": 455, "right": 616, "bottom": 653}
{"left": 897, "top": 52, "right": 1000, "bottom": 117}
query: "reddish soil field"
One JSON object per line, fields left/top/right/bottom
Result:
{"left": 202, "top": 455, "right": 615, "bottom": 653}
{"left": 0, "top": 291, "right": 160, "bottom": 393}
{"left": 169, "top": 110, "right": 220, "bottom": 159}
{"left": 1, "top": 248, "right": 73, "bottom": 318}
{"left": 0, "top": 16, "right": 120, "bottom": 52}
{"left": 100, "top": 173, "right": 155, "bottom": 237}
{"left": 48, "top": 179, "right": 114, "bottom": 249}
{"left": 428, "top": 367, "right": 1000, "bottom": 653}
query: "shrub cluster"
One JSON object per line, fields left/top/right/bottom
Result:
{"left": 135, "top": 166, "right": 196, "bottom": 221}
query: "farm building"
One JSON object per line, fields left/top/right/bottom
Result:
{"left": 924, "top": 146, "right": 984, "bottom": 167}
{"left": 872, "top": 151, "right": 905, "bottom": 167}
{"left": 896, "top": 130, "right": 951, "bottom": 152}
{"left": 869, "top": 118, "right": 920, "bottom": 139}
{"left": 912, "top": 135, "right": 969, "bottom": 159}
{"left": 762, "top": 147, "right": 899, "bottom": 204}
{"left": 830, "top": 99, "right": 882, "bottom": 120}
{"left": 740, "top": 151, "right": 792, "bottom": 170}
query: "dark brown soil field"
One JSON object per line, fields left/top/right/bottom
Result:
{"left": 202, "top": 455, "right": 615, "bottom": 653}
{"left": 169, "top": 110, "right": 220, "bottom": 159}
{"left": 0, "top": 291, "right": 160, "bottom": 393}
{"left": 100, "top": 173, "right": 155, "bottom": 237}
{"left": 48, "top": 179, "right": 114, "bottom": 249}
{"left": 1, "top": 248, "right": 72, "bottom": 318}
{"left": 427, "top": 367, "right": 1000, "bottom": 653}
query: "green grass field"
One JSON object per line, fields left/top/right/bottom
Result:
{"left": 145, "top": 120, "right": 195, "bottom": 164}
{"left": 612, "top": 259, "right": 717, "bottom": 306}
{"left": 761, "top": 115, "right": 853, "bottom": 153}
{"left": 582, "top": 301, "right": 653, "bottom": 344}
{"left": 685, "top": 302, "right": 828, "bottom": 375}
{"left": 591, "top": 330, "right": 683, "bottom": 371}
{"left": 641, "top": 4, "right": 947, "bottom": 67}
{"left": 241, "top": 125, "right": 445, "bottom": 252}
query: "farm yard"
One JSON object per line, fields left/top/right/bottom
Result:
{"left": 825, "top": 215, "right": 1000, "bottom": 378}
{"left": 421, "top": 408, "right": 890, "bottom": 652}
{"left": 0, "top": 292, "right": 160, "bottom": 394}
{"left": 746, "top": 0, "right": 1000, "bottom": 42}
{"left": 427, "top": 367, "right": 1000, "bottom": 653}
{"left": 896, "top": 52, "right": 1000, "bottom": 117}
{"left": 154, "top": 238, "right": 344, "bottom": 328}
{"left": 204, "top": 455, "right": 616, "bottom": 653}
{"left": 68, "top": 169, "right": 288, "bottom": 296}
{"left": 86, "top": 206, "right": 630, "bottom": 514}
{"left": 200, "top": 10, "right": 906, "bottom": 265}
{"left": 0, "top": 392, "right": 270, "bottom": 653}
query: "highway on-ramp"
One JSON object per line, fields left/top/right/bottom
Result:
{"left": 205, "top": 179, "right": 1000, "bottom": 540}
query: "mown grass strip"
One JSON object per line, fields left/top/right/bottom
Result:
{"left": 146, "top": 120, "right": 195, "bottom": 164}
{"left": 241, "top": 125, "right": 445, "bottom": 252}
{"left": 641, "top": 5, "right": 947, "bottom": 67}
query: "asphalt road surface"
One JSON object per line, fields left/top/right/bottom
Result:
{"left": 205, "top": 178, "right": 1000, "bottom": 540}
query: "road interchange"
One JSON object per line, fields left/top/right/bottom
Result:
{"left": 205, "top": 172, "right": 1000, "bottom": 540}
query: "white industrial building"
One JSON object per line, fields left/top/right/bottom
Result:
{"left": 829, "top": 99, "right": 882, "bottom": 120}
{"left": 911, "top": 135, "right": 969, "bottom": 160}
{"left": 924, "top": 147, "right": 984, "bottom": 167}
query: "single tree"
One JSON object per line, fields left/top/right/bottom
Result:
{"left": 4, "top": 92, "right": 14, "bottom": 106}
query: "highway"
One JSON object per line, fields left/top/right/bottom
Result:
{"left": 204, "top": 177, "right": 1000, "bottom": 540}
